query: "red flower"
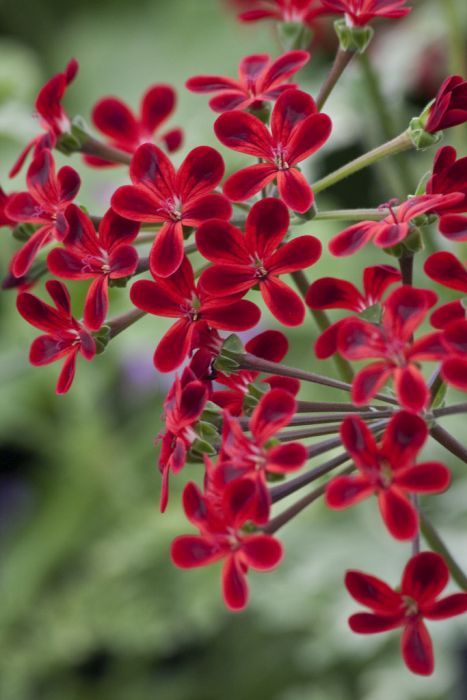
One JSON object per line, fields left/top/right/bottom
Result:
{"left": 158, "top": 368, "right": 209, "bottom": 512}
{"left": 47, "top": 204, "right": 140, "bottom": 331}
{"left": 306, "top": 264, "right": 401, "bottom": 358}
{"left": 236, "top": 0, "right": 327, "bottom": 24}
{"left": 171, "top": 477, "right": 283, "bottom": 611}
{"left": 326, "top": 412, "right": 450, "bottom": 540}
{"left": 427, "top": 146, "right": 467, "bottom": 242}
{"left": 9, "top": 59, "right": 78, "bottom": 178}
{"left": 441, "top": 320, "right": 467, "bottom": 392}
{"left": 198, "top": 198, "right": 321, "bottom": 325}
{"left": 321, "top": 0, "right": 411, "bottom": 26}
{"left": 346, "top": 552, "right": 467, "bottom": 675}
{"left": 16, "top": 280, "right": 95, "bottom": 394}
{"left": 130, "top": 256, "right": 261, "bottom": 372}
{"left": 424, "top": 75, "right": 467, "bottom": 134}
{"left": 6, "top": 150, "right": 81, "bottom": 278}
{"left": 186, "top": 51, "right": 310, "bottom": 113}
{"left": 214, "top": 90, "right": 332, "bottom": 213}
{"left": 85, "top": 84, "right": 182, "bottom": 167}
{"left": 329, "top": 194, "right": 461, "bottom": 256}
{"left": 337, "top": 285, "right": 445, "bottom": 412}
{"left": 111, "top": 143, "right": 231, "bottom": 277}
{"left": 424, "top": 251, "right": 467, "bottom": 294}
{"left": 219, "top": 388, "right": 307, "bottom": 523}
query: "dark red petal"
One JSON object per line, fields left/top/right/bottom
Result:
{"left": 286, "top": 113, "right": 332, "bottom": 165}
{"left": 259, "top": 51, "right": 310, "bottom": 92}
{"left": 351, "top": 363, "right": 393, "bottom": 405}
{"left": 154, "top": 319, "right": 193, "bottom": 372}
{"left": 149, "top": 222, "right": 184, "bottom": 278}
{"left": 5, "top": 192, "right": 47, "bottom": 223}
{"left": 378, "top": 489, "right": 418, "bottom": 540}
{"left": 199, "top": 265, "right": 254, "bottom": 297}
{"left": 130, "top": 143, "right": 176, "bottom": 199}
{"left": 401, "top": 552, "right": 449, "bottom": 604}
{"left": 26, "top": 150, "right": 58, "bottom": 208}
{"left": 395, "top": 462, "right": 451, "bottom": 493}
{"left": 431, "top": 301, "right": 465, "bottom": 330}
{"left": 92, "top": 97, "right": 139, "bottom": 144}
{"left": 424, "top": 251, "right": 467, "bottom": 293}
{"left": 214, "top": 111, "right": 272, "bottom": 158}
{"left": 99, "top": 208, "right": 140, "bottom": 249}
{"left": 111, "top": 185, "right": 165, "bottom": 222}
{"left": 222, "top": 555, "right": 249, "bottom": 611}
{"left": 246, "top": 329, "right": 288, "bottom": 363}
{"left": 250, "top": 388, "right": 296, "bottom": 444}
{"left": 267, "top": 235, "right": 321, "bottom": 274}
{"left": 439, "top": 213, "right": 467, "bottom": 242}
{"left": 185, "top": 75, "right": 240, "bottom": 93}
{"left": 224, "top": 477, "right": 257, "bottom": 527}
{"left": 383, "top": 286, "right": 437, "bottom": 341}
{"left": 84, "top": 276, "right": 108, "bottom": 331}
{"left": 424, "top": 593, "right": 467, "bottom": 620}
{"left": 315, "top": 321, "right": 342, "bottom": 359}
{"left": 442, "top": 357, "right": 467, "bottom": 390}
{"left": 141, "top": 84, "right": 176, "bottom": 133}
{"left": 306, "top": 277, "right": 363, "bottom": 311}
{"left": 183, "top": 193, "right": 232, "bottom": 226}
{"left": 161, "top": 127, "right": 183, "bottom": 153}
{"left": 179, "top": 380, "right": 208, "bottom": 422}
{"left": 401, "top": 620, "right": 434, "bottom": 676}
{"left": 245, "top": 197, "right": 289, "bottom": 259}
{"left": 11, "top": 226, "right": 53, "bottom": 277}
{"left": 108, "top": 245, "right": 139, "bottom": 277}
{"left": 209, "top": 92, "right": 251, "bottom": 113}
{"left": 223, "top": 164, "right": 276, "bottom": 202}
{"left": 29, "top": 335, "right": 70, "bottom": 365}
{"left": 325, "top": 475, "right": 373, "bottom": 509}
{"left": 266, "top": 442, "right": 307, "bottom": 472}
{"left": 17, "top": 290, "right": 67, "bottom": 333}
{"left": 363, "top": 265, "right": 402, "bottom": 304}
{"left": 56, "top": 352, "right": 77, "bottom": 394}
{"left": 182, "top": 482, "right": 208, "bottom": 526}
{"left": 373, "top": 222, "right": 409, "bottom": 248}
{"left": 57, "top": 165, "right": 81, "bottom": 203}
{"left": 381, "top": 411, "right": 427, "bottom": 470}
{"left": 196, "top": 219, "right": 249, "bottom": 265}
{"left": 345, "top": 570, "right": 402, "bottom": 612}
{"left": 271, "top": 89, "right": 317, "bottom": 145}
{"left": 408, "top": 331, "right": 446, "bottom": 361}
{"left": 348, "top": 612, "right": 404, "bottom": 634}
{"left": 171, "top": 535, "right": 223, "bottom": 568}
{"left": 261, "top": 276, "right": 305, "bottom": 326}
{"left": 238, "top": 53, "right": 270, "bottom": 84}
{"left": 276, "top": 168, "right": 313, "bottom": 213}
{"left": 265, "top": 376, "right": 300, "bottom": 395}
{"left": 241, "top": 535, "right": 283, "bottom": 570}
{"left": 46, "top": 279, "right": 71, "bottom": 316}
{"left": 202, "top": 299, "right": 261, "bottom": 331}
{"left": 337, "top": 318, "right": 387, "bottom": 359}
{"left": 177, "top": 146, "right": 225, "bottom": 201}
{"left": 340, "top": 415, "right": 378, "bottom": 467}
{"left": 329, "top": 221, "right": 375, "bottom": 256}
{"left": 393, "top": 365, "right": 429, "bottom": 413}
{"left": 130, "top": 279, "right": 183, "bottom": 316}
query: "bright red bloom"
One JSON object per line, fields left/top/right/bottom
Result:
{"left": 306, "top": 264, "right": 401, "bottom": 358}
{"left": 186, "top": 51, "right": 310, "bottom": 113}
{"left": 424, "top": 75, "right": 467, "bottom": 134}
{"left": 47, "top": 204, "right": 140, "bottom": 331}
{"left": 214, "top": 90, "right": 332, "bottom": 213}
{"left": 9, "top": 59, "right": 78, "bottom": 178}
{"left": 329, "top": 194, "right": 461, "bottom": 256}
{"left": 85, "top": 84, "right": 182, "bottom": 167}
{"left": 427, "top": 146, "right": 467, "bottom": 242}
{"left": 16, "top": 280, "right": 95, "bottom": 394}
{"left": 130, "top": 256, "right": 261, "bottom": 372}
{"left": 346, "top": 552, "right": 467, "bottom": 675}
{"left": 236, "top": 0, "right": 327, "bottom": 23}
{"left": 440, "top": 320, "right": 467, "bottom": 392}
{"left": 326, "top": 412, "right": 450, "bottom": 540}
{"left": 198, "top": 198, "right": 321, "bottom": 325}
{"left": 158, "top": 367, "right": 209, "bottom": 512}
{"left": 171, "top": 477, "right": 283, "bottom": 611}
{"left": 321, "top": 0, "right": 410, "bottom": 26}
{"left": 6, "top": 150, "right": 81, "bottom": 278}
{"left": 111, "top": 143, "right": 231, "bottom": 277}
{"left": 337, "top": 286, "right": 444, "bottom": 412}
{"left": 219, "top": 389, "right": 307, "bottom": 523}
{"left": 424, "top": 251, "right": 467, "bottom": 294}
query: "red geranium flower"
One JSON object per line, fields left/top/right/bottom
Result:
{"left": 329, "top": 194, "right": 461, "bottom": 256}
{"left": 111, "top": 143, "right": 231, "bottom": 277}
{"left": 336, "top": 285, "right": 445, "bottom": 412}
{"left": 214, "top": 90, "right": 332, "bottom": 213}
{"left": 9, "top": 59, "right": 78, "bottom": 178}
{"left": 171, "top": 476, "right": 283, "bottom": 611}
{"left": 424, "top": 75, "right": 467, "bottom": 134}
{"left": 427, "top": 146, "right": 467, "bottom": 242}
{"left": 85, "top": 84, "right": 182, "bottom": 167}
{"left": 321, "top": 0, "right": 411, "bottom": 26}
{"left": 130, "top": 256, "right": 261, "bottom": 372}
{"left": 197, "top": 198, "right": 321, "bottom": 325}
{"left": 6, "top": 150, "right": 81, "bottom": 278}
{"left": 306, "top": 264, "right": 401, "bottom": 358}
{"left": 158, "top": 367, "right": 209, "bottom": 512}
{"left": 186, "top": 50, "right": 310, "bottom": 113}
{"left": 236, "top": 0, "right": 327, "bottom": 23}
{"left": 47, "top": 204, "right": 140, "bottom": 331}
{"left": 326, "top": 412, "right": 450, "bottom": 540}
{"left": 16, "top": 280, "right": 95, "bottom": 394}
{"left": 440, "top": 320, "right": 467, "bottom": 392}
{"left": 346, "top": 552, "right": 467, "bottom": 675}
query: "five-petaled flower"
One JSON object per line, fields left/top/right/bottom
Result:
{"left": 424, "top": 75, "right": 467, "bottom": 134}
{"left": 321, "top": 0, "right": 411, "bottom": 26}
{"left": 197, "top": 197, "right": 321, "bottom": 326}
{"left": 6, "top": 150, "right": 81, "bottom": 278}
{"left": 336, "top": 285, "right": 445, "bottom": 412}
{"left": 346, "top": 551, "right": 467, "bottom": 675}
{"left": 47, "top": 204, "right": 140, "bottom": 331}
{"left": 85, "top": 84, "right": 182, "bottom": 166}
{"left": 130, "top": 256, "right": 261, "bottom": 372}
{"left": 16, "top": 280, "right": 96, "bottom": 394}
{"left": 9, "top": 59, "right": 78, "bottom": 178}
{"left": 326, "top": 412, "right": 450, "bottom": 540}
{"left": 215, "top": 89, "right": 332, "bottom": 213}
{"left": 186, "top": 50, "right": 310, "bottom": 113}
{"left": 111, "top": 143, "right": 231, "bottom": 277}
{"left": 171, "top": 475, "right": 283, "bottom": 611}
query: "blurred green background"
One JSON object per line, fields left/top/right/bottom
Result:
{"left": 0, "top": 1, "right": 466, "bottom": 699}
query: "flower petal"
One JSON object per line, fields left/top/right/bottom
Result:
{"left": 381, "top": 411, "right": 427, "bottom": 470}
{"left": 177, "top": 146, "right": 225, "bottom": 201}
{"left": 241, "top": 535, "right": 283, "bottom": 570}
{"left": 215, "top": 110, "right": 272, "bottom": 158}
{"left": 277, "top": 168, "right": 313, "bottom": 213}
{"left": 171, "top": 535, "right": 224, "bottom": 568}
{"left": 329, "top": 221, "right": 375, "bottom": 256}
{"left": 271, "top": 89, "right": 317, "bottom": 145}
{"left": 351, "top": 363, "right": 393, "bottom": 405}
{"left": 286, "top": 113, "right": 332, "bottom": 165}
{"left": 245, "top": 197, "right": 290, "bottom": 259}
{"left": 401, "top": 551, "right": 449, "bottom": 604}
{"left": 348, "top": 612, "right": 404, "bottom": 633}
{"left": 259, "top": 50, "right": 310, "bottom": 92}
{"left": 267, "top": 442, "right": 307, "bottom": 472}
{"left": 383, "top": 286, "right": 437, "bottom": 341}
{"left": 261, "top": 276, "right": 305, "bottom": 326}
{"left": 223, "top": 164, "right": 277, "bottom": 202}
{"left": 183, "top": 193, "right": 232, "bottom": 226}
{"left": 395, "top": 462, "right": 451, "bottom": 493}
{"left": 196, "top": 219, "right": 250, "bottom": 265}
{"left": 141, "top": 84, "right": 176, "bottom": 133}
{"left": 92, "top": 97, "right": 139, "bottom": 144}
{"left": 149, "top": 222, "right": 184, "bottom": 278}
{"left": 401, "top": 620, "right": 434, "bottom": 676}
{"left": 130, "top": 143, "right": 176, "bottom": 199}
{"left": 222, "top": 555, "right": 249, "bottom": 611}
{"left": 111, "top": 185, "right": 166, "bottom": 222}
{"left": 268, "top": 235, "right": 321, "bottom": 274}
{"left": 250, "top": 388, "right": 296, "bottom": 443}
{"left": 345, "top": 570, "right": 402, "bottom": 612}
{"left": 378, "top": 489, "right": 418, "bottom": 540}
{"left": 393, "top": 365, "right": 429, "bottom": 413}
{"left": 84, "top": 276, "right": 109, "bottom": 331}
{"left": 306, "top": 277, "right": 364, "bottom": 311}
{"left": 326, "top": 475, "right": 373, "bottom": 509}
{"left": 154, "top": 318, "right": 193, "bottom": 372}
{"left": 424, "top": 593, "right": 467, "bottom": 620}
{"left": 424, "top": 251, "right": 467, "bottom": 293}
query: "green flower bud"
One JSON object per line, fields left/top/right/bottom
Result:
{"left": 334, "top": 19, "right": 373, "bottom": 53}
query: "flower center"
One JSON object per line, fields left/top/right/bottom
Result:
{"left": 402, "top": 595, "right": 419, "bottom": 618}
{"left": 273, "top": 144, "right": 289, "bottom": 170}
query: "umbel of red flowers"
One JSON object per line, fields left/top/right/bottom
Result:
{"left": 3, "top": 0, "right": 467, "bottom": 678}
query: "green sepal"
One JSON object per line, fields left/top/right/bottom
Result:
{"left": 249, "top": 102, "right": 271, "bottom": 125}
{"left": 69, "top": 115, "right": 91, "bottom": 149}
{"left": 93, "top": 325, "right": 111, "bottom": 355}
{"left": 431, "top": 381, "right": 447, "bottom": 410}
{"left": 214, "top": 334, "right": 245, "bottom": 375}
{"left": 241, "top": 522, "right": 259, "bottom": 534}
{"left": 360, "top": 302, "right": 381, "bottom": 323}
{"left": 189, "top": 437, "right": 217, "bottom": 459}
{"left": 414, "top": 170, "right": 431, "bottom": 196}
{"left": 200, "top": 401, "right": 223, "bottom": 427}
{"left": 408, "top": 117, "right": 443, "bottom": 151}
{"left": 294, "top": 202, "right": 317, "bottom": 223}
{"left": 277, "top": 21, "right": 312, "bottom": 51}
{"left": 13, "top": 223, "right": 36, "bottom": 242}
{"left": 403, "top": 227, "right": 424, "bottom": 254}
{"left": 334, "top": 19, "right": 373, "bottom": 53}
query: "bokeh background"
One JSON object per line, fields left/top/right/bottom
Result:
{"left": 1, "top": 1, "right": 466, "bottom": 698}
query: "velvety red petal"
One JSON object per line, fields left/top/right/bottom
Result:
{"left": 209, "top": 92, "right": 251, "bottom": 113}
{"left": 395, "top": 462, "right": 451, "bottom": 493}
{"left": 315, "top": 321, "right": 342, "bottom": 359}
{"left": 393, "top": 365, "right": 429, "bottom": 413}
{"left": 199, "top": 265, "right": 254, "bottom": 297}
{"left": 185, "top": 75, "right": 240, "bottom": 93}
{"left": 171, "top": 535, "right": 223, "bottom": 568}
{"left": 408, "top": 332, "right": 446, "bottom": 361}
{"left": 337, "top": 318, "right": 387, "bottom": 359}
{"left": 363, "top": 264, "right": 402, "bottom": 304}
{"left": 99, "top": 208, "right": 140, "bottom": 249}
{"left": 373, "top": 222, "right": 409, "bottom": 248}
{"left": 286, "top": 113, "right": 332, "bottom": 165}
{"left": 340, "top": 415, "right": 378, "bottom": 468}
{"left": 345, "top": 570, "right": 402, "bottom": 612}
{"left": 5, "top": 192, "right": 48, "bottom": 224}
{"left": 182, "top": 193, "right": 232, "bottom": 226}
{"left": 250, "top": 388, "right": 296, "bottom": 444}
{"left": 130, "top": 143, "right": 176, "bottom": 199}
{"left": 11, "top": 226, "right": 53, "bottom": 277}
{"left": 111, "top": 185, "right": 166, "bottom": 222}
{"left": 277, "top": 168, "right": 313, "bottom": 213}
{"left": 239, "top": 53, "right": 270, "bottom": 84}
{"left": 261, "top": 276, "right": 305, "bottom": 326}
{"left": 439, "top": 213, "right": 467, "bottom": 242}
{"left": 348, "top": 612, "right": 404, "bottom": 633}
{"left": 17, "top": 290, "right": 67, "bottom": 333}
{"left": 56, "top": 352, "right": 77, "bottom": 394}
{"left": 306, "top": 277, "right": 363, "bottom": 311}
{"left": 271, "top": 89, "right": 317, "bottom": 145}
{"left": 141, "top": 84, "right": 176, "bottom": 133}
{"left": 325, "top": 475, "right": 373, "bottom": 508}
{"left": 92, "top": 97, "right": 139, "bottom": 144}
{"left": 130, "top": 279, "right": 184, "bottom": 316}
{"left": 246, "top": 329, "right": 288, "bottom": 363}
{"left": 177, "top": 146, "right": 225, "bottom": 201}
{"left": 424, "top": 251, "right": 467, "bottom": 293}
{"left": 214, "top": 111, "right": 272, "bottom": 158}
{"left": 196, "top": 219, "right": 250, "bottom": 265}
{"left": 108, "top": 245, "right": 139, "bottom": 277}
{"left": 149, "top": 222, "right": 184, "bottom": 278}
{"left": 266, "top": 442, "right": 307, "bottom": 472}
{"left": 351, "top": 363, "right": 393, "bottom": 405}
{"left": 378, "top": 489, "right": 418, "bottom": 540}
{"left": 241, "top": 535, "right": 283, "bottom": 570}
{"left": 329, "top": 222, "right": 375, "bottom": 256}
{"left": 154, "top": 319, "right": 193, "bottom": 372}
{"left": 424, "top": 593, "right": 467, "bottom": 620}
{"left": 381, "top": 411, "right": 427, "bottom": 470}
{"left": 401, "top": 620, "right": 434, "bottom": 676}
{"left": 202, "top": 299, "right": 261, "bottom": 331}
{"left": 222, "top": 555, "right": 249, "bottom": 611}
{"left": 29, "top": 335, "right": 70, "bottom": 365}
{"left": 245, "top": 197, "right": 289, "bottom": 259}
{"left": 259, "top": 51, "right": 310, "bottom": 92}
{"left": 84, "top": 276, "right": 109, "bottom": 331}
{"left": 57, "top": 166, "right": 81, "bottom": 203}
{"left": 401, "top": 552, "right": 449, "bottom": 604}
{"left": 268, "top": 235, "right": 321, "bottom": 274}
{"left": 383, "top": 286, "right": 437, "bottom": 341}
{"left": 223, "top": 164, "right": 277, "bottom": 202}
{"left": 26, "top": 150, "right": 58, "bottom": 208}
{"left": 442, "top": 357, "right": 467, "bottom": 390}
{"left": 431, "top": 301, "right": 465, "bottom": 330}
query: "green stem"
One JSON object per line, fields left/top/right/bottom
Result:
{"left": 311, "top": 130, "right": 413, "bottom": 194}
{"left": 313, "top": 208, "right": 384, "bottom": 221}
{"left": 80, "top": 136, "right": 132, "bottom": 165}
{"left": 420, "top": 513, "right": 467, "bottom": 591}
{"left": 316, "top": 48, "right": 356, "bottom": 111}
{"left": 430, "top": 422, "right": 467, "bottom": 466}
{"left": 107, "top": 309, "right": 146, "bottom": 339}
{"left": 444, "top": 0, "right": 466, "bottom": 79}
{"left": 242, "top": 409, "right": 393, "bottom": 429}
{"left": 295, "top": 400, "right": 387, "bottom": 413}
{"left": 433, "top": 403, "right": 467, "bottom": 418}
{"left": 270, "top": 452, "right": 352, "bottom": 502}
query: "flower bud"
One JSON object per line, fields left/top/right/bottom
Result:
{"left": 408, "top": 117, "right": 443, "bottom": 151}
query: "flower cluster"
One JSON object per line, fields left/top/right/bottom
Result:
{"left": 3, "top": 0, "right": 467, "bottom": 679}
